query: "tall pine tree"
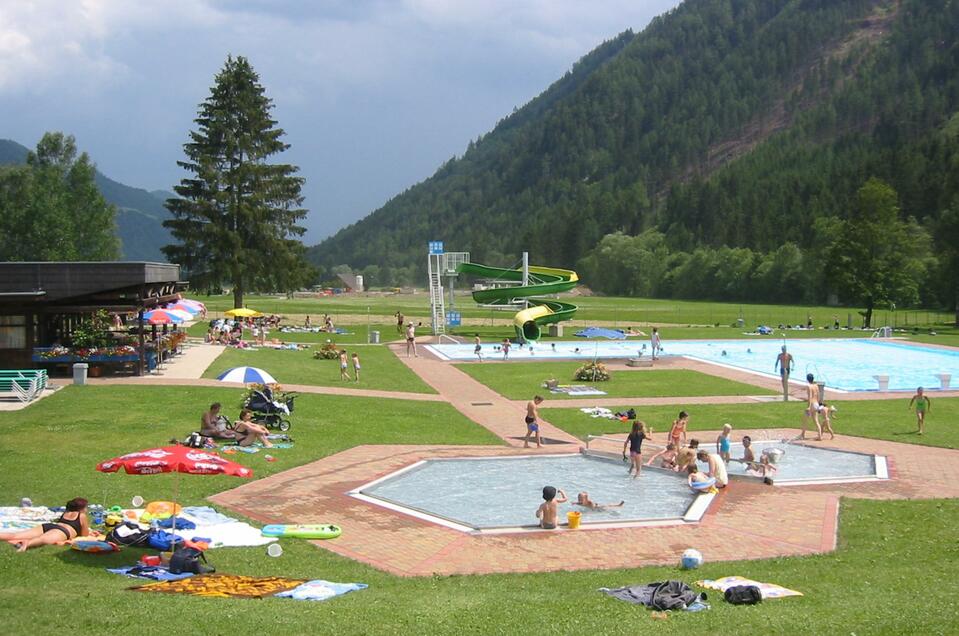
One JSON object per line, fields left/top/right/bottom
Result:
{"left": 163, "top": 56, "right": 310, "bottom": 306}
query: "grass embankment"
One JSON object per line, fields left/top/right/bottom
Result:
{"left": 202, "top": 346, "right": 435, "bottom": 394}
{"left": 0, "top": 387, "right": 957, "bottom": 633}
{"left": 542, "top": 398, "right": 959, "bottom": 449}
{"left": 456, "top": 364, "right": 772, "bottom": 400}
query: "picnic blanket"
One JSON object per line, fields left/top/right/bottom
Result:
{"left": 550, "top": 385, "right": 607, "bottom": 396}
{"left": 131, "top": 574, "right": 306, "bottom": 598}
{"left": 0, "top": 506, "right": 59, "bottom": 531}
{"left": 579, "top": 407, "right": 615, "bottom": 419}
{"left": 108, "top": 565, "right": 194, "bottom": 582}
{"left": 696, "top": 576, "right": 803, "bottom": 599}
{"left": 575, "top": 327, "right": 626, "bottom": 340}
{"left": 274, "top": 580, "right": 368, "bottom": 602}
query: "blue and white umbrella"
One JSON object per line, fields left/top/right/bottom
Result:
{"left": 216, "top": 366, "right": 278, "bottom": 385}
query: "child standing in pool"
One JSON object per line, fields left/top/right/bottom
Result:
{"left": 474, "top": 334, "right": 483, "bottom": 361}
{"left": 536, "top": 486, "right": 567, "bottom": 529}
{"left": 622, "top": 420, "right": 650, "bottom": 478}
{"left": 716, "top": 423, "right": 732, "bottom": 463}
{"left": 645, "top": 442, "right": 678, "bottom": 469}
{"left": 502, "top": 338, "right": 511, "bottom": 360}
{"left": 908, "top": 387, "right": 930, "bottom": 435}
{"left": 669, "top": 411, "right": 688, "bottom": 448}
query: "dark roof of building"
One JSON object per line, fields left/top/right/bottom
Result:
{"left": 336, "top": 273, "right": 356, "bottom": 290}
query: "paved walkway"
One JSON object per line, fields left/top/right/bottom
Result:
{"left": 390, "top": 344, "right": 580, "bottom": 447}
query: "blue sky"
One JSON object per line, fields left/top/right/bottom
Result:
{"left": 0, "top": 0, "right": 681, "bottom": 242}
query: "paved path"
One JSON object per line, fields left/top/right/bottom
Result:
{"left": 391, "top": 344, "right": 581, "bottom": 447}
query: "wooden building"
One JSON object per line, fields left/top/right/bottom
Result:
{"left": 0, "top": 262, "right": 186, "bottom": 374}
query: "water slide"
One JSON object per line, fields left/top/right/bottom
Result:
{"left": 457, "top": 262, "right": 578, "bottom": 342}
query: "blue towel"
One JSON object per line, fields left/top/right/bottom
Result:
{"left": 181, "top": 506, "right": 236, "bottom": 525}
{"left": 156, "top": 516, "right": 196, "bottom": 530}
{"left": 107, "top": 566, "right": 193, "bottom": 581}
{"left": 274, "top": 580, "right": 368, "bottom": 601}
{"left": 575, "top": 327, "right": 626, "bottom": 340}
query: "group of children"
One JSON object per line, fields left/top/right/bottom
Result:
{"left": 535, "top": 487, "right": 624, "bottom": 529}
{"left": 337, "top": 350, "right": 362, "bottom": 382}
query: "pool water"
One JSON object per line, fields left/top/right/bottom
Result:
{"left": 359, "top": 454, "right": 697, "bottom": 529}
{"left": 709, "top": 440, "right": 883, "bottom": 483}
{"left": 426, "top": 338, "right": 959, "bottom": 391}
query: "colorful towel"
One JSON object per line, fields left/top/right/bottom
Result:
{"left": 0, "top": 506, "right": 59, "bottom": 531}
{"left": 108, "top": 565, "right": 194, "bottom": 582}
{"left": 274, "top": 580, "right": 368, "bottom": 602}
{"left": 696, "top": 576, "right": 803, "bottom": 599}
{"left": 131, "top": 574, "right": 306, "bottom": 598}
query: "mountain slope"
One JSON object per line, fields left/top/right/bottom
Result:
{"left": 308, "top": 0, "right": 958, "bottom": 292}
{"left": 0, "top": 139, "right": 172, "bottom": 261}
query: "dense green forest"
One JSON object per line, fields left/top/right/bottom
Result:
{"left": 308, "top": 0, "right": 959, "bottom": 316}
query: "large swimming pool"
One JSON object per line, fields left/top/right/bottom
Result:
{"left": 353, "top": 454, "right": 704, "bottom": 531}
{"left": 426, "top": 338, "right": 958, "bottom": 392}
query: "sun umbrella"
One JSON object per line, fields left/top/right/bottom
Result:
{"left": 165, "top": 309, "right": 194, "bottom": 322}
{"left": 167, "top": 302, "right": 201, "bottom": 315}
{"left": 96, "top": 446, "right": 252, "bottom": 532}
{"left": 216, "top": 366, "right": 278, "bottom": 384}
{"left": 224, "top": 308, "right": 262, "bottom": 318}
{"left": 178, "top": 299, "right": 206, "bottom": 310}
{"left": 143, "top": 309, "right": 185, "bottom": 324}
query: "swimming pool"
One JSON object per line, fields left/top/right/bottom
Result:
{"left": 709, "top": 439, "right": 887, "bottom": 485}
{"left": 426, "top": 338, "right": 959, "bottom": 391}
{"left": 352, "top": 454, "right": 706, "bottom": 532}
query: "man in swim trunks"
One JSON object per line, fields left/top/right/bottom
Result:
{"left": 802, "top": 373, "right": 822, "bottom": 440}
{"left": 405, "top": 322, "right": 416, "bottom": 357}
{"left": 525, "top": 396, "right": 544, "bottom": 448}
{"left": 908, "top": 387, "right": 930, "bottom": 435}
{"left": 775, "top": 345, "right": 794, "bottom": 401}
{"left": 536, "top": 486, "right": 567, "bottom": 529}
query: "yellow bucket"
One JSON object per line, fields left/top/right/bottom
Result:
{"left": 566, "top": 511, "right": 581, "bottom": 529}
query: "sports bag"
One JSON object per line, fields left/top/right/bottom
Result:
{"left": 106, "top": 521, "right": 151, "bottom": 547}
{"left": 724, "top": 585, "right": 763, "bottom": 605}
{"left": 169, "top": 546, "right": 215, "bottom": 574}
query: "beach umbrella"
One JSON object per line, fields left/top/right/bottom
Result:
{"left": 216, "top": 366, "right": 278, "bottom": 385}
{"left": 143, "top": 309, "right": 184, "bottom": 325}
{"left": 167, "top": 302, "right": 201, "bottom": 315}
{"left": 96, "top": 446, "right": 253, "bottom": 531}
{"left": 165, "top": 309, "right": 194, "bottom": 322}
{"left": 225, "top": 308, "right": 262, "bottom": 318}
{"left": 178, "top": 299, "right": 206, "bottom": 311}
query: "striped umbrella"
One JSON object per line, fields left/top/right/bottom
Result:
{"left": 216, "top": 366, "right": 278, "bottom": 384}
{"left": 165, "top": 309, "right": 195, "bottom": 322}
{"left": 167, "top": 302, "right": 201, "bottom": 315}
{"left": 179, "top": 299, "right": 206, "bottom": 311}
{"left": 143, "top": 309, "right": 185, "bottom": 325}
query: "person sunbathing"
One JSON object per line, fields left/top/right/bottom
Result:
{"left": 574, "top": 492, "right": 625, "bottom": 510}
{"left": 1, "top": 498, "right": 90, "bottom": 552}
{"left": 234, "top": 409, "right": 273, "bottom": 448}
{"left": 200, "top": 403, "right": 236, "bottom": 440}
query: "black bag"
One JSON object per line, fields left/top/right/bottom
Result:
{"left": 650, "top": 580, "right": 699, "bottom": 611}
{"left": 169, "top": 546, "right": 215, "bottom": 574}
{"left": 184, "top": 432, "right": 207, "bottom": 448}
{"left": 106, "top": 521, "right": 151, "bottom": 547}
{"left": 724, "top": 585, "right": 763, "bottom": 605}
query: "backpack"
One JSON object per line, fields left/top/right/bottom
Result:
{"left": 184, "top": 432, "right": 207, "bottom": 449}
{"left": 724, "top": 585, "right": 763, "bottom": 605}
{"left": 147, "top": 529, "right": 184, "bottom": 552}
{"left": 650, "top": 580, "right": 699, "bottom": 611}
{"left": 106, "top": 521, "right": 151, "bottom": 547}
{"left": 169, "top": 546, "right": 215, "bottom": 575}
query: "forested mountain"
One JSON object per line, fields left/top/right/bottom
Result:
{"left": 0, "top": 139, "right": 172, "bottom": 261}
{"left": 308, "top": 0, "right": 959, "bottom": 314}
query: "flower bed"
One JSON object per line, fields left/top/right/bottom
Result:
{"left": 33, "top": 346, "right": 139, "bottom": 363}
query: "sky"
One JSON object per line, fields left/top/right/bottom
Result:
{"left": 0, "top": 0, "right": 681, "bottom": 243}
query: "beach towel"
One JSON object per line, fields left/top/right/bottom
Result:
{"left": 0, "top": 506, "right": 59, "bottom": 531}
{"left": 551, "top": 385, "right": 608, "bottom": 396}
{"left": 171, "top": 521, "right": 276, "bottom": 548}
{"left": 274, "top": 580, "right": 368, "bottom": 602}
{"left": 131, "top": 574, "right": 305, "bottom": 599}
{"left": 696, "top": 576, "right": 802, "bottom": 599}
{"left": 579, "top": 407, "right": 614, "bottom": 419}
{"left": 575, "top": 327, "right": 626, "bottom": 340}
{"left": 601, "top": 581, "right": 704, "bottom": 611}
{"left": 108, "top": 565, "right": 194, "bottom": 582}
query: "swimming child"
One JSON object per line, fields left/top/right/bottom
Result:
{"left": 622, "top": 420, "right": 650, "bottom": 478}
{"left": 908, "top": 387, "right": 930, "bottom": 435}
{"left": 536, "top": 486, "right": 567, "bottom": 529}
{"left": 339, "top": 350, "right": 350, "bottom": 381}
{"left": 669, "top": 411, "right": 688, "bottom": 448}
{"left": 351, "top": 352, "right": 361, "bottom": 382}
{"left": 574, "top": 492, "right": 625, "bottom": 510}
{"left": 645, "top": 442, "right": 678, "bottom": 469}
{"left": 716, "top": 423, "right": 732, "bottom": 463}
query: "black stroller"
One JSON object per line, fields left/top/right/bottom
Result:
{"left": 242, "top": 386, "right": 297, "bottom": 431}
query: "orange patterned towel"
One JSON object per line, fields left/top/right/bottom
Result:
{"left": 130, "top": 574, "right": 306, "bottom": 599}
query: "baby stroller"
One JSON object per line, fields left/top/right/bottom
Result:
{"left": 243, "top": 386, "right": 297, "bottom": 432}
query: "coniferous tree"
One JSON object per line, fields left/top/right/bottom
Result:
{"left": 163, "top": 55, "right": 310, "bottom": 306}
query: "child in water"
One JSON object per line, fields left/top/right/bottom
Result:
{"left": 645, "top": 442, "right": 678, "bottom": 469}
{"left": 574, "top": 492, "right": 624, "bottom": 511}
{"left": 536, "top": 486, "right": 567, "bottom": 529}
{"left": 716, "top": 423, "right": 732, "bottom": 463}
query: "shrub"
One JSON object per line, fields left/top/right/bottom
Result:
{"left": 313, "top": 342, "right": 340, "bottom": 360}
{"left": 574, "top": 361, "right": 610, "bottom": 382}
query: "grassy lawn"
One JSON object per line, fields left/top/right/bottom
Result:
{"left": 202, "top": 346, "right": 435, "bottom": 394}
{"left": 542, "top": 397, "right": 959, "bottom": 448}
{"left": 455, "top": 364, "right": 773, "bottom": 400}
{"left": 0, "top": 386, "right": 958, "bottom": 632}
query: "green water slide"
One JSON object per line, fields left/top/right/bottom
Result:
{"left": 457, "top": 262, "right": 578, "bottom": 342}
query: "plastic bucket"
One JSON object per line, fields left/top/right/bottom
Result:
{"left": 566, "top": 511, "right": 581, "bottom": 529}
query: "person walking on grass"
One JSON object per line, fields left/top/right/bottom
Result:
{"left": 405, "top": 322, "right": 417, "bottom": 357}
{"left": 395, "top": 311, "right": 405, "bottom": 334}
{"left": 352, "top": 352, "right": 361, "bottom": 383}
{"left": 525, "top": 396, "right": 544, "bottom": 448}
{"left": 339, "top": 350, "right": 350, "bottom": 381}
{"left": 775, "top": 345, "right": 794, "bottom": 401}
{"left": 909, "top": 387, "right": 930, "bottom": 435}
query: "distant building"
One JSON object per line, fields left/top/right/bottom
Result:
{"left": 335, "top": 272, "right": 364, "bottom": 292}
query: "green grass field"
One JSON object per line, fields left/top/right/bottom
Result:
{"left": 0, "top": 386, "right": 957, "bottom": 633}
{"left": 455, "top": 364, "right": 773, "bottom": 400}
{"left": 542, "top": 397, "right": 959, "bottom": 449}
{"left": 201, "top": 346, "right": 435, "bottom": 394}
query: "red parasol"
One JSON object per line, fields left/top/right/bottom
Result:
{"left": 97, "top": 446, "right": 253, "bottom": 478}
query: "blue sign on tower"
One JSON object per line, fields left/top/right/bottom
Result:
{"left": 446, "top": 311, "right": 461, "bottom": 326}
{"left": 429, "top": 241, "right": 444, "bottom": 255}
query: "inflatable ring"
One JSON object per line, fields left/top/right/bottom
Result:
{"left": 144, "top": 501, "right": 182, "bottom": 518}
{"left": 261, "top": 524, "right": 342, "bottom": 540}
{"left": 690, "top": 478, "right": 716, "bottom": 492}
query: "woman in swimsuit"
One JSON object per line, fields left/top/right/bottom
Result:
{"left": 1, "top": 497, "right": 89, "bottom": 552}
{"left": 622, "top": 420, "right": 650, "bottom": 478}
